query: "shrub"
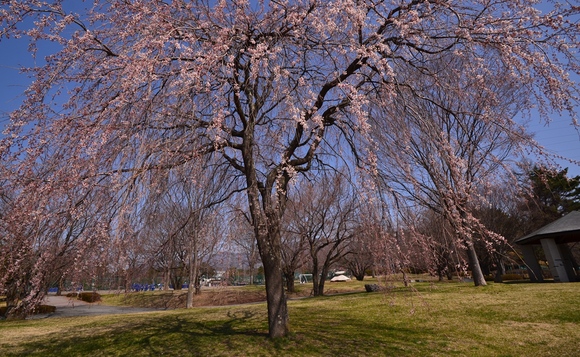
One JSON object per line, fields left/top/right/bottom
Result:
{"left": 501, "top": 274, "right": 524, "bottom": 281}
{"left": 1, "top": 304, "right": 56, "bottom": 317}
{"left": 34, "top": 305, "right": 56, "bottom": 314}
{"left": 365, "top": 284, "right": 381, "bottom": 292}
{"left": 78, "top": 292, "right": 101, "bottom": 303}
{"left": 484, "top": 273, "right": 525, "bottom": 282}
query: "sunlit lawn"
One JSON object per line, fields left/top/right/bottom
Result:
{"left": 0, "top": 281, "right": 578, "bottom": 356}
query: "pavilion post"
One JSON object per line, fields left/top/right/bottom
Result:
{"left": 540, "top": 238, "right": 571, "bottom": 282}
{"left": 520, "top": 245, "right": 544, "bottom": 282}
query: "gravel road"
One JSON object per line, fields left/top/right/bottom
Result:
{"left": 29, "top": 295, "right": 158, "bottom": 319}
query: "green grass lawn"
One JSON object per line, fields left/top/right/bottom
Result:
{"left": 0, "top": 281, "right": 578, "bottom": 356}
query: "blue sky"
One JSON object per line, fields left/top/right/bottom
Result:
{"left": 527, "top": 114, "right": 580, "bottom": 176}
{"left": 1, "top": 3, "right": 579, "bottom": 178}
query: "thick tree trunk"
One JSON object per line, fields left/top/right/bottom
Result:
{"left": 466, "top": 241, "right": 487, "bottom": 286}
{"left": 458, "top": 210, "right": 486, "bottom": 286}
{"left": 4, "top": 297, "right": 17, "bottom": 319}
{"left": 242, "top": 119, "right": 289, "bottom": 338}
{"left": 261, "top": 253, "right": 289, "bottom": 338}
{"left": 247, "top": 190, "right": 289, "bottom": 337}
{"left": 3, "top": 282, "right": 25, "bottom": 320}
{"left": 251, "top": 214, "right": 289, "bottom": 338}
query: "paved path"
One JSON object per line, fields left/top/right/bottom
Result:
{"left": 30, "top": 295, "right": 158, "bottom": 319}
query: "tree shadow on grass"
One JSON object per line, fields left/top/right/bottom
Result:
{"left": 117, "top": 292, "right": 187, "bottom": 309}
{"left": 286, "top": 312, "right": 434, "bottom": 356}
{"left": 3, "top": 310, "right": 268, "bottom": 357}
{"left": 503, "top": 279, "right": 555, "bottom": 284}
{"left": 3, "top": 303, "right": 440, "bottom": 356}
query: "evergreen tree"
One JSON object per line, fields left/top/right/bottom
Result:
{"left": 525, "top": 166, "right": 580, "bottom": 230}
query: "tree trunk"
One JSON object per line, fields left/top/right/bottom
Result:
{"left": 4, "top": 282, "right": 24, "bottom": 320}
{"left": 349, "top": 260, "right": 367, "bottom": 281}
{"left": 242, "top": 119, "right": 289, "bottom": 338}
{"left": 255, "top": 211, "right": 289, "bottom": 337}
{"left": 261, "top": 253, "right": 288, "bottom": 338}
{"left": 436, "top": 255, "right": 446, "bottom": 282}
{"left": 402, "top": 269, "right": 410, "bottom": 287}
{"left": 466, "top": 240, "right": 487, "bottom": 286}
{"left": 187, "top": 240, "right": 199, "bottom": 308}
{"left": 195, "top": 275, "right": 201, "bottom": 295}
{"left": 311, "top": 257, "right": 322, "bottom": 296}
{"left": 247, "top": 189, "right": 289, "bottom": 337}
{"left": 171, "top": 273, "right": 182, "bottom": 290}
{"left": 57, "top": 278, "right": 63, "bottom": 296}
{"left": 163, "top": 268, "right": 170, "bottom": 291}
{"left": 494, "top": 256, "right": 505, "bottom": 283}
{"left": 458, "top": 210, "right": 487, "bottom": 286}
{"left": 436, "top": 263, "right": 445, "bottom": 281}
{"left": 186, "top": 278, "right": 194, "bottom": 308}
{"left": 446, "top": 263, "right": 454, "bottom": 280}
{"left": 125, "top": 270, "right": 131, "bottom": 293}
{"left": 249, "top": 264, "right": 255, "bottom": 286}
{"left": 283, "top": 270, "right": 296, "bottom": 293}
{"left": 251, "top": 219, "right": 289, "bottom": 338}
{"left": 316, "top": 265, "right": 329, "bottom": 296}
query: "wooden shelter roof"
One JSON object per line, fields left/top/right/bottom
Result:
{"left": 515, "top": 210, "right": 580, "bottom": 245}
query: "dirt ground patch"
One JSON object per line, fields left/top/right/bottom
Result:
{"left": 30, "top": 295, "right": 156, "bottom": 319}
{"left": 103, "top": 284, "right": 362, "bottom": 310}
{"left": 32, "top": 283, "right": 365, "bottom": 318}
{"left": 109, "top": 288, "right": 268, "bottom": 309}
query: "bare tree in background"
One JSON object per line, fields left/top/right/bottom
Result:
{"left": 288, "top": 173, "right": 357, "bottom": 296}
{"left": 472, "top": 182, "right": 528, "bottom": 282}
{"left": 280, "top": 198, "right": 309, "bottom": 293}
{"left": 415, "top": 209, "right": 462, "bottom": 281}
{"left": 139, "top": 163, "right": 228, "bottom": 307}
{"left": 229, "top": 205, "right": 261, "bottom": 286}
{"left": 341, "top": 198, "right": 382, "bottom": 281}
